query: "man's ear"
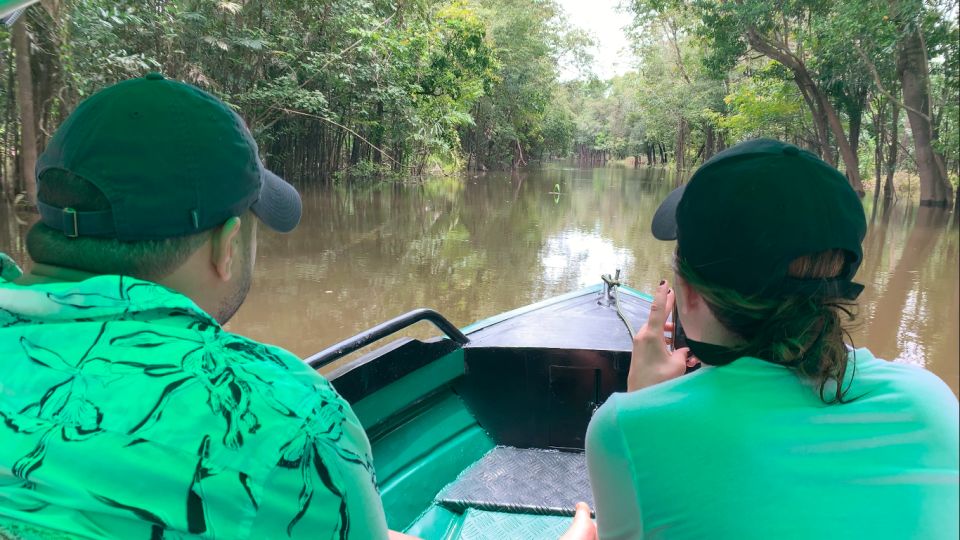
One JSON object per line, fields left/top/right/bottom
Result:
{"left": 211, "top": 217, "right": 243, "bottom": 282}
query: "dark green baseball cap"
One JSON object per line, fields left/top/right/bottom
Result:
{"left": 36, "top": 72, "right": 301, "bottom": 240}
{"left": 651, "top": 138, "right": 867, "bottom": 299}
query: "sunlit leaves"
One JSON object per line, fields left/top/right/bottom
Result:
{"left": 216, "top": 1, "right": 243, "bottom": 15}
{"left": 716, "top": 64, "right": 804, "bottom": 139}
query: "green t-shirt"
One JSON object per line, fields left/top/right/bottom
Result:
{"left": 586, "top": 349, "right": 959, "bottom": 540}
{"left": 0, "top": 255, "right": 388, "bottom": 539}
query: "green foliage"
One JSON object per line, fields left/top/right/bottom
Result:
{"left": 618, "top": 0, "right": 959, "bottom": 184}
{"left": 715, "top": 62, "right": 804, "bottom": 140}
{"left": 3, "top": 0, "right": 511, "bottom": 181}
{"left": 1, "top": 0, "right": 956, "bottom": 190}
{"left": 460, "top": 0, "right": 589, "bottom": 168}
{"left": 541, "top": 102, "right": 577, "bottom": 157}
{"left": 4, "top": 0, "right": 594, "bottom": 180}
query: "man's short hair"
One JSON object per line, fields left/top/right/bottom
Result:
{"left": 27, "top": 170, "right": 211, "bottom": 282}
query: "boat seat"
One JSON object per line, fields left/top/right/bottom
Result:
{"left": 436, "top": 446, "right": 594, "bottom": 517}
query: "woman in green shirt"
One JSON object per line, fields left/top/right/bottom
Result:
{"left": 579, "top": 139, "right": 959, "bottom": 540}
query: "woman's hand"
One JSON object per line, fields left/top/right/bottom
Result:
{"left": 559, "top": 502, "right": 597, "bottom": 540}
{"left": 627, "top": 280, "right": 697, "bottom": 392}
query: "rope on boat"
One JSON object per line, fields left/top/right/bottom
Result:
{"left": 601, "top": 271, "right": 635, "bottom": 338}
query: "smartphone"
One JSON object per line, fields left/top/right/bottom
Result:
{"left": 672, "top": 304, "right": 699, "bottom": 373}
{"left": 671, "top": 304, "right": 688, "bottom": 351}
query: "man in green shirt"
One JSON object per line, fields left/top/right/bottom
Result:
{"left": 583, "top": 139, "right": 959, "bottom": 539}
{"left": 0, "top": 74, "right": 390, "bottom": 539}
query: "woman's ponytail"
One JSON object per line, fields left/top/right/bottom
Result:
{"left": 676, "top": 249, "right": 858, "bottom": 403}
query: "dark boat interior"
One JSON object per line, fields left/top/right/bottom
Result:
{"left": 307, "top": 284, "right": 652, "bottom": 538}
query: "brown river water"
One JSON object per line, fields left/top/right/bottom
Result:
{"left": 1, "top": 164, "right": 957, "bottom": 393}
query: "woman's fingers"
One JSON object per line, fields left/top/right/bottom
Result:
{"left": 628, "top": 280, "right": 688, "bottom": 391}
{"left": 672, "top": 347, "right": 699, "bottom": 368}
{"left": 645, "top": 280, "right": 671, "bottom": 331}
{"left": 559, "top": 502, "right": 597, "bottom": 540}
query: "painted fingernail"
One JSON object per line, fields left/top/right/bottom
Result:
{"left": 659, "top": 280, "right": 666, "bottom": 286}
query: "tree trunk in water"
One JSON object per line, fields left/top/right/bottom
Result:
{"left": 372, "top": 101, "right": 384, "bottom": 165}
{"left": 675, "top": 118, "right": 687, "bottom": 172}
{"left": 872, "top": 100, "right": 885, "bottom": 212}
{"left": 847, "top": 93, "right": 864, "bottom": 158}
{"left": 846, "top": 90, "right": 865, "bottom": 188}
{"left": 13, "top": 17, "right": 38, "bottom": 207}
{"left": 349, "top": 134, "right": 361, "bottom": 166}
{"left": 884, "top": 104, "right": 899, "bottom": 202}
{"left": 897, "top": 26, "right": 953, "bottom": 207}
{"left": 795, "top": 77, "right": 834, "bottom": 165}
{"left": 819, "top": 87, "right": 864, "bottom": 195}
{"left": 704, "top": 125, "right": 715, "bottom": 160}
{"left": 746, "top": 29, "right": 862, "bottom": 193}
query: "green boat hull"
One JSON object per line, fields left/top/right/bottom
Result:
{"left": 316, "top": 284, "right": 654, "bottom": 537}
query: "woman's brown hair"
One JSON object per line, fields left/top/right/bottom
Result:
{"left": 676, "top": 248, "right": 858, "bottom": 403}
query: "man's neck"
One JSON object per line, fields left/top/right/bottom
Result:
{"left": 18, "top": 262, "right": 100, "bottom": 285}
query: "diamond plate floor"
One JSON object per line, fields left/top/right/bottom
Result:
{"left": 457, "top": 509, "right": 573, "bottom": 539}
{"left": 437, "top": 446, "right": 593, "bottom": 517}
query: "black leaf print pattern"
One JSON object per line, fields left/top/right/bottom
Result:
{"left": 276, "top": 389, "right": 376, "bottom": 539}
{"left": 2, "top": 274, "right": 380, "bottom": 538}
{"left": 110, "top": 330, "right": 261, "bottom": 448}
{"left": 0, "top": 307, "right": 33, "bottom": 328}
{"left": 91, "top": 493, "right": 168, "bottom": 540}
{"left": 45, "top": 291, "right": 128, "bottom": 310}
{"left": 312, "top": 445, "right": 349, "bottom": 540}
{"left": 186, "top": 436, "right": 214, "bottom": 535}
{"left": 3, "top": 329, "right": 113, "bottom": 479}
{"left": 224, "top": 339, "right": 293, "bottom": 370}
{"left": 239, "top": 472, "right": 258, "bottom": 510}
{"left": 0, "top": 478, "right": 49, "bottom": 515}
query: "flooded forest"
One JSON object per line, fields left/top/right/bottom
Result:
{"left": 0, "top": 0, "right": 958, "bottom": 388}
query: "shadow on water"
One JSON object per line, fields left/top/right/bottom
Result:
{"left": 0, "top": 163, "right": 957, "bottom": 393}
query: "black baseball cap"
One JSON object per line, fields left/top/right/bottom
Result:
{"left": 651, "top": 138, "right": 866, "bottom": 299}
{"left": 36, "top": 72, "right": 301, "bottom": 240}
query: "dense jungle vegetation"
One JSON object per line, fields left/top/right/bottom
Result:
{"left": 0, "top": 0, "right": 957, "bottom": 209}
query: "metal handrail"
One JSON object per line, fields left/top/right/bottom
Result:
{"left": 305, "top": 308, "right": 469, "bottom": 369}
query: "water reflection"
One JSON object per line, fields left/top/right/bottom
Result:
{"left": 856, "top": 204, "right": 959, "bottom": 389}
{"left": 0, "top": 164, "right": 956, "bottom": 393}
{"left": 542, "top": 230, "right": 635, "bottom": 289}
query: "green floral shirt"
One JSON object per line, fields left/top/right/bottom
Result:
{"left": 0, "top": 254, "right": 388, "bottom": 539}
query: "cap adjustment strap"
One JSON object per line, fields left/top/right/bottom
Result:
{"left": 37, "top": 201, "right": 115, "bottom": 238}
{"left": 63, "top": 207, "right": 78, "bottom": 238}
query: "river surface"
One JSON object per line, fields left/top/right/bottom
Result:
{"left": 1, "top": 164, "right": 957, "bottom": 393}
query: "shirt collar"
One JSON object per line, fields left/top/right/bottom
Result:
{"left": 0, "top": 253, "right": 218, "bottom": 328}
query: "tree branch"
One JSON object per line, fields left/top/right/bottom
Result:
{"left": 664, "top": 18, "right": 691, "bottom": 85}
{"left": 269, "top": 106, "right": 399, "bottom": 165}
{"left": 853, "top": 41, "right": 930, "bottom": 121}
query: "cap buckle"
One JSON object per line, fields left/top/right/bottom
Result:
{"left": 63, "top": 207, "right": 79, "bottom": 238}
